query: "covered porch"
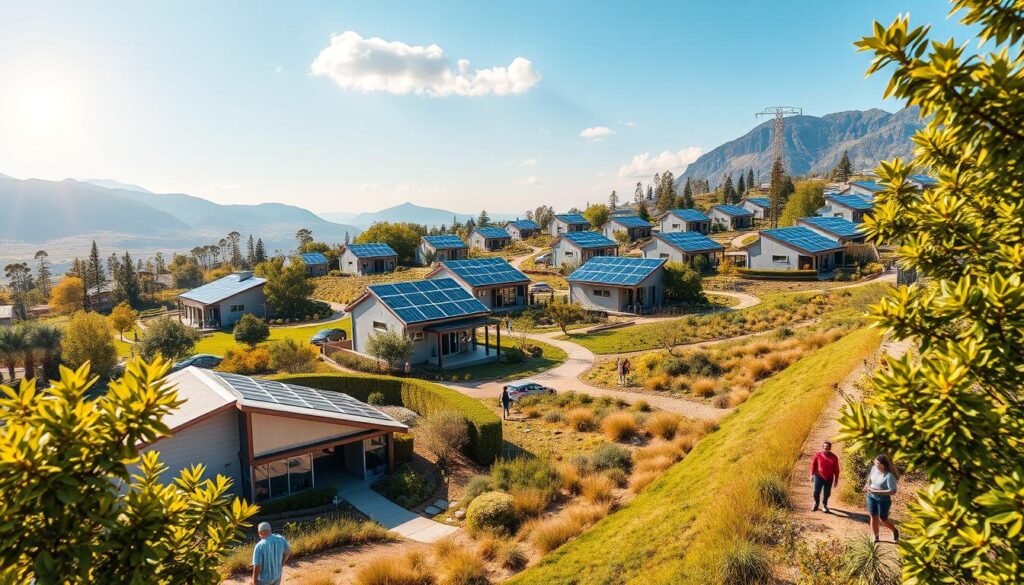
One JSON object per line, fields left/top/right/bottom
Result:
{"left": 798, "top": 249, "right": 845, "bottom": 272}
{"left": 424, "top": 316, "right": 501, "bottom": 370}
{"left": 177, "top": 300, "right": 221, "bottom": 330}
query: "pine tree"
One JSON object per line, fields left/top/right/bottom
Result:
{"left": 34, "top": 250, "right": 52, "bottom": 297}
{"left": 634, "top": 182, "right": 644, "bottom": 204}
{"left": 831, "top": 150, "right": 853, "bottom": 181}
{"left": 680, "top": 178, "right": 694, "bottom": 209}
{"left": 228, "top": 231, "right": 242, "bottom": 266}
{"left": 115, "top": 251, "right": 141, "bottom": 307}
{"left": 636, "top": 200, "right": 651, "bottom": 221}
{"left": 246, "top": 235, "right": 256, "bottom": 266}
{"left": 344, "top": 231, "right": 350, "bottom": 245}
{"left": 477, "top": 210, "right": 490, "bottom": 226}
{"left": 737, "top": 173, "right": 746, "bottom": 196}
{"left": 722, "top": 174, "right": 737, "bottom": 204}
{"left": 154, "top": 252, "right": 165, "bottom": 276}
{"left": 767, "top": 156, "right": 793, "bottom": 228}
{"left": 87, "top": 241, "right": 105, "bottom": 292}
{"left": 645, "top": 185, "right": 654, "bottom": 201}
{"left": 747, "top": 168, "right": 755, "bottom": 191}
{"left": 655, "top": 171, "right": 677, "bottom": 214}
{"left": 608, "top": 190, "right": 619, "bottom": 210}
{"left": 254, "top": 239, "right": 267, "bottom": 263}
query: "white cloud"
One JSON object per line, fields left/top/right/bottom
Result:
{"left": 310, "top": 31, "right": 540, "bottom": 97}
{"left": 617, "top": 147, "right": 704, "bottom": 178}
{"left": 521, "top": 159, "right": 537, "bottom": 166}
{"left": 518, "top": 175, "right": 546, "bottom": 186}
{"left": 275, "top": 66, "right": 283, "bottom": 74}
{"left": 621, "top": 121, "right": 637, "bottom": 128}
{"left": 580, "top": 126, "right": 615, "bottom": 140}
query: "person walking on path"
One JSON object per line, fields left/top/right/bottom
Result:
{"left": 252, "top": 521, "right": 291, "bottom": 585}
{"left": 403, "top": 360, "right": 411, "bottom": 376}
{"left": 500, "top": 386, "right": 512, "bottom": 420}
{"left": 505, "top": 316, "right": 512, "bottom": 334}
{"left": 616, "top": 358, "right": 625, "bottom": 385}
{"left": 810, "top": 440, "right": 840, "bottom": 512}
{"left": 622, "top": 358, "right": 632, "bottom": 385}
{"left": 864, "top": 454, "right": 899, "bottom": 543}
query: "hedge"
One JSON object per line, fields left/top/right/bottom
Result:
{"left": 256, "top": 486, "right": 336, "bottom": 516}
{"left": 737, "top": 268, "right": 819, "bottom": 281}
{"left": 271, "top": 373, "right": 502, "bottom": 465}
{"left": 394, "top": 434, "right": 414, "bottom": 463}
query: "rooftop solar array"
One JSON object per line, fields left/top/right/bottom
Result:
{"left": 828, "top": 194, "right": 873, "bottom": 211}
{"left": 656, "top": 231, "right": 725, "bottom": 252}
{"left": 476, "top": 226, "right": 511, "bottom": 239}
{"left": 561, "top": 231, "right": 617, "bottom": 249}
{"left": 745, "top": 197, "right": 770, "bottom": 207}
{"left": 850, "top": 180, "right": 885, "bottom": 193}
{"left": 368, "top": 277, "right": 487, "bottom": 324}
{"left": 347, "top": 243, "right": 397, "bottom": 258}
{"left": 669, "top": 208, "right": 710, "bottom": 222}
{"left": 762, "top": 227, "right": 843, "bottom": 254}
{"left": 508, "top": 219, "right": 540, "bottom": 230}
{"left": 423, "top": 235, "right": 468, "bottom": 249}
{"left": 555, "top": 213, "right": 590, "bottom": 225}
{"left": 713, "top": 204, "right": 753, "bottom": 217}
{"left": 442, "top": 257, "right": 529, "bottom": 287}
{"left": 910, "top": 174, "right": 938, "bottom": 187}
{"left": 799, "top": 216, "right": 864, "bottom": 238}
{"left": 567, "top": 256, "right": 665, "bottom": 286}
{"left": 611, "top": 215, "right": 653, "bottom": 228}
{"left": 215, "top": 371, "right": 395, "bottom": 422}
{"left": 298, "top": 252, "right": 329, "bottom": 265}
{"left": 179, "top": 273, "right": 266, "bottom": 304}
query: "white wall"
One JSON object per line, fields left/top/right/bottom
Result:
{"left": 217, "top": 286, "right": 271, "bottom": 327}
{"left": 569, "top": 269, "right": 664, "bottom": 314}
{"left": 747, "top": 237, "right": 802, "bottom": 270}
{"left": 139, "top": 409, "right": 242, "bottom": 495}
{"left": 351, "top": 296, "right": 404, "bottom": 355}
{"left": 741, "top": 201, "right": 767, "bottom": 219}
{"left": 250, "top": 413, "right": 364, "bottom": 457}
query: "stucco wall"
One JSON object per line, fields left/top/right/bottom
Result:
{"left": 139, "top": 409, "right": 242, "bottom": 495}
{"left": 250, "top": 413, "right": 364, "bottom": 458}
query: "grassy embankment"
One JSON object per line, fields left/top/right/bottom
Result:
{"left": 507, "top": 326, "right": 881, "bottom": 585}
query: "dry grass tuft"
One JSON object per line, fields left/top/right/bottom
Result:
{"left": 511, "top": 488, "right": 549, "bottom": 519}
{"left": 556, "top": 461, "right": 584, "bottom": 495}
{"left": 645, "top": 374, "right": 671, "bottom": 391}
{"left": 644, "top": 411, "right": 683, "bottom": 439}
{"left": 691, "top": 377, "right": 717, "bottom": 397}
{"left": 566, "top": 407, "right": 596, "bottom": 431}
{"left": 579, "top": 473, "right": 616, "bottom": 504}
{"left": 294, "top": 570, "right": 338, "bottom": 585}
{"left": 600, "top": 411, "right": 639, "bottom": 441}
{"left": 629, "top": 470, "right": 660, "bottom": 493}
{"left": 529, "top": 502, "right": 612, "bottom": 553}
{"left": 436, "top": 547, "right": 489, "bottom": 585}
{"left": 354, "top": 550, "right": 435, "bottom": 585}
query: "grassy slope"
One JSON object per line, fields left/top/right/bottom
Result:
{"left": 507, "top": 326, "right": 881, "bottom": 585}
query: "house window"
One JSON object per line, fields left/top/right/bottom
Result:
{"left": 772, "top": 255, "right": 789, "bottom": 263}
{"left": 253, "top": 453, "right": 314, "bottom": 503}
{"left": 660, "top": 253, "right": 670, "bottom": 259}
{"left": 671, "top": 223, "right": 680, "bottom": 229}
{"left": 593, "top": 289, "right": 611, "bottom": 297}
{"left": 373, "top": 321, "right": 388, "bottom": 332}
{"left": 229, "top": 304, "right": 244, "bottom": 312}
{"left": 498, "top": 287, "right": 516, "bottom": 305}
{"left": 565, "top": 250, "right": 574, "bottom": 256}
{"left": 477, "top": 290, "right": 487, "bottom": 298}
{"left": 411, "top": 331, "right": 424, "bottom": 341}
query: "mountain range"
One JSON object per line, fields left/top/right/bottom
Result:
{"left": 679, "top": 107, "right": 924, "bottom": 186}
{"left": 320, "top": 202, "right": 523, "bottom": 228}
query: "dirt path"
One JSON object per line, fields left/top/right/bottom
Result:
{"left": 220, "top": 540, "right": 429, "bottom": 585}
{"left": 509, "top": 246, "right": 541, "bottom": 269}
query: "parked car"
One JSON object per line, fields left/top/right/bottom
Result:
{"left": 170, "top": 354, "right": 223, "bottom": 372}
{"left": 503, "top": 381, "right": 556, "bottom": 402}
{"left": 534, "top": 253, "right": 552, "bottom": 265}
{"left": 311, "top": 328, "right": 347, "bottom": 345}
{"left": 529, "top": 282, "right": 554, "bottom": 294}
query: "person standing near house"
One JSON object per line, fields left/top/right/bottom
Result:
{"left": 864, "top": 454, "right": 899, "bottom": 543}
{"left": 505, "top": 316, "right": 512, "bottom": 334}
{"left": 403, "top": 360, "right": 411, "bottom": 376}
{"left": 500, "top": 386, "right": 512, "bottom": 420}
{"left": 809, "top": 440, "right": 840, "bottom": 512}
{"left": 252, "top": 521, "right": 291, "bottom": 585}
{"left": 622, "top": 358, "right": 631, "bottom": 385}
{"left": 616, "top": 358, "right": 625, "bottom": 385}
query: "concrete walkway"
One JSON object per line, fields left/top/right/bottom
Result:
{"left": 334, "top": 474, "right": 458, "bottom": 543}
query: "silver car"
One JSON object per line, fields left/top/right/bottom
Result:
{"left": 503, "top": 381, "right": 556, "bottom": 402}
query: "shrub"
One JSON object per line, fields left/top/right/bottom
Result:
{"left": 795, "top": 539, "right": 847, "bottom": 585}
{"left": 267, "top": 338, "right": 320, "bottom": 373}
{"left": 591, "top": 443, "right": 631, "bottom": 472}
{"left": 630, "top": 399, "right": 651, "bottom": 412}
{"left": 437, "top": 547, "right": 489, "bottom": 585}
{"left": 257, "top": 487, "right": 336, "bottom": 515}
{"left": 233, "top": 313, "right": 270, "bottom": 347}
{"left": 492, "top": 456, "right": 559, "bottom": 496}
{"left": 580, "top": 474, "right": 615, "bottom": 504}
{"left": 465, "top": 491, "right": 517, "bottom": 534}
{"left": 603, "top": 467, "right": 628, "bottom": 488}
{"left": 494, "top": 539, "right": 527, "bottom": 571}
{"left": 354, "top": 551, "right": 434, "bottom": 585}
{"left": 464, "top": 475, "right": 494, "bottom": 505}
{"left": 367, "top": 391, "right": 386, "bottom": 405}
{"left": 566, "top": 407, "right": 596, "bottom": 431}
{"left": 394, "top": 434, "right": 414, "bottom": 463}
{"left": 219, "top": 346, "right": 272, "bottom": 374}
{"left": 842, "top": 534, "right": 901, "bottom": 585}
{"left": 644, "top": 411, "right": 683, "bottom": 439}
{"left": 601, "top": 411, "right": 639, "bottom": 441}
{"left": 416, "top": 411, "right": 469, "bottom": 469}
{"left": 542, "top": 410, "right": 562, "bottom": 423}
{"left": 511, "top": 488, "right": 548, "bottom": 519}
{"left": 373, "top": 467, "right": 435, "bottom": 508}
{"left": 645, "top": 374, "right": 671, "bottom": 392}
{"left": 720, "top": 540, "right": 772, "bottom": 585}
{"left": 756, "top": 474, "right": 790, "bottom": 509}
{"left": 637, "top": 353, "right": 663, "bottom": 372}
{"left": 691, "top": 378, "right": 717, "bottom": 398}
{"left": 499, "top": 347, "right": 525, "bottom": 364}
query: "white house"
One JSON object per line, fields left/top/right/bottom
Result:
{"left": 908, "top": 174, "right": 938, "bottom": 190}
{"left": 416, "top": 236, "right": 469, "bottom": 265}
{"left": 660, "top": 209, "right": 712, "bottom": 234}
{"left": 709, "top": 205, "right": 754, "bottom": 231}
{"left": 842, "top": 180, "right": 885, "bottom": 199}
{"left": 601, "top": 216, "right": 654, "bottom": 242}
{"left": 818, "top": 194, "right": 873, "bottom": 224}
{"left": 469, "top": 226, "right": 512, "bottom": 251}
{"left": 283, "top": 252, "right": 330, "bottom": 277}
{"left": 742, "top": 227, "right": 844, "bottom": 272}
{"left": 741, "top": 197, "right": 770, "bottom": 220}
{"left": 139, "top": 367, "right": 408, "bottom": 503}
{"left": 506, "top": 219, "right": 541, "bottom": 240}
{"left": 339, "top": 243, "right": 399, "bottom": 276}
{"left": 567, "top": 257, "right": 666, "bottom": 315}
{"left": 346, "top": 277, "right": 503, "bottom": 369}
{"left": 550, "top": 231, "right": 618, "bottom": 268}
{"left": 0, "top": 305, "right": 14, "bottom": 327}
{"left": 642, "top": 232, "right": 725, "bottom": 267}
{"left": 178, "top": 271, "right": 270, "bottom": 329}
{"left": 548, "top": 213, "right": 591, "bottom": 237}
{"left": 796, "top": 217, "right": 867, "bottom": 244}
{"left": 426, "top": 257, "right": 529, "bottom": 313}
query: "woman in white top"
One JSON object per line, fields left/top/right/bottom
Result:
{"left": 863, "top": 454, "right": 899, "bottom": 543}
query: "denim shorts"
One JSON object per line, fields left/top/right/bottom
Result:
{"left": 867, "top": 494, "right": 892, "bottom": 520}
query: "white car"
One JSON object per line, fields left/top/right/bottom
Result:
{"left": 503, "top": 381, "right": 556, "bottom": 402}
{"left": 529, "top": 282, "right": 554, "bottom": 294}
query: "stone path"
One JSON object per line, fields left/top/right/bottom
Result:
{"left": 334, "top": 474, "right": 458, "bottom": 543}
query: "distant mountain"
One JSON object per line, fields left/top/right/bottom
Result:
{"left": 680, "top": 107, "right": 924, "bottom": 186}
{"left": 340, "top": 202, "right": 522, "bottom": 228}
{"left": 83, "top": 178, "right": 153, "bottom": 193}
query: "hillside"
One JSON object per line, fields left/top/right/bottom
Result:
{"left": 328, "top": 202, "right": 522, "bottom": 228}
{"left": 680, "top": 107, "right": 923, "bottom": 186}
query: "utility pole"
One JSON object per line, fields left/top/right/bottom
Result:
{"left": 756, "top": 106, "right": 802, "bottom": 227}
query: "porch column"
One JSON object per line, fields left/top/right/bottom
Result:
{"left": 484, "top": 325, "right": 490, "bottom": 356}
{"left": 496, "top": 322, "right": 501, "bottom": 357}
{"left": 387, "top": 433, "right": 395, "bottom": 473}
{"left": 437, "top": 333, "right": 444, "bottom": 370}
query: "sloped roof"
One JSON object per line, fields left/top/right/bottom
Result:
{"left": 366, "top": 277, "right": 488, "bottom": 324}
{"left": 760, "top": 227, "right": 844, "bottom": 254}
{"left": 475, "top": 226, "right": 512, "bottom": 239}
{"left": 827, "top": 194, "right": 873, "bottom": 211}
{"left": 422, "top": 235, "right": 468, "bottom": 250}
{"left": 744, "top": 197, "right": 770, "bottom": 208}
{"left": 179, "top": 272, "right": 266, "bottom": 305}
{"left": 668, "top": 209, "right": 710, "bottom": 222}
{"left": 560, "top": 231, "right": 617, "bottom": 249}
{"left": 508, "top": 219, "right": 540, "bottom": 230}
{"left": 712, "top": 204, "right": 754, "bottom": 217}
{"left": 0, "top": 305, "right": 13, "bottom": 320}
{"left": 654, "top": 231, "right": 725, "bottom": 253}
{"left": 297, "top": 252, "right": 329, "bottom": 265}
{"left": 567, "top": 257, "right": 666, "bottom": 286}
{"left": 439, "top": 257, "right": 529, "bottom": 287}
{"left": 850, "top": 180, "right": 885, "bottom": 193}
{"left": 610, "top": 216, "right": 654, "bottom": 229}
{"left": 798, "top": 216, "right": 865, "bottom": 239}
{"left": 346, "top": 243, "right": 398, "bottom": 258}
{"left": 554, "top": 213, "right": 591, "bottom": 225}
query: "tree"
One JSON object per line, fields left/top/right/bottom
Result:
{"left": 354, "top": 222, "right": 424, "bottom": 263}
{"left": 767, "top": 156, "right": 793, "bottom": 228}
{"left": 135, "top": 317, "right": 200, "bottom": 362}
{"left": 634, "top": 181, "right": 644, "bottom": 204}
{"left": 477, "top": 210, "right": 491, "bottom": 226}
{"left": 747, "top": 169, "right": 755, "bottom": 191}
{"left": 613, "top": 230, "right": 631, "bottom": 251}
{"left": 295, "top": 228, "right": 313, "bottom": 248}
{"left": 608, "top": 190, "right": 619, "bottom": 210}
{"left": 663, "top": 262, "right": 704, "bottom": 303}
{"left": 246, "top": 234, "right": 256, "bottom": 266}
{"left": 260, "top": 261, "right": 314, "bottom": 318}
{"left": 87, "top": 240, "right": 105, "bottom": 292}
{"left": 830, "top": 150, "right": 853, "bottom": 181}
{"left": 655, "top": 171, "right": 677, "bottom": 214}
{"left": 108, "top": 301, "right": 138, "bottom": 341}
{"left": 171, "top": 261, "right": 203, "bottom": 289}
{"left": 545, "top": 299, "right": 586, "bottom": 335}
{"left": 365, "top": 330, "right": 413, "bottom": 370}
{"left": 722, "top": 174, "right": 737, "bottom": 204}
{"left": 30, "top": 324, "right": 62, "bottom": 380}
{"left": 114, "top": 250, "right": 141, "bottom": 307}
{"left": 4, "top": 263, "right": 33, "bottom": 319}
{"left": 0, "top": 326, "right": 28, "bottom": 382}
{"left": 254, "top": 238, "right": 267, "bottom": 263}
{"left": 51, "top": 276, "right": 86, "bottom": 315}
{"left": 636, "top": 200, "right": 651, "bottom": 222}
{"left": 227, "top": 231, "right": 242, "bottom": 267}
{"left": 778, "top": 180, "right": 826, "bottom": 226}
{"left": 835, "top": 5, "right": 1024, "bottom": 584}
{"left": 61, "top": 311, "right": 117, "bottom": 378}
{"left": 532, "top": 206, "right": 554, "bottom": 229}
{"left": 34, "top": 251, "right": 52, "bottom": 297}
{"left": 415, "top": 411, "right": 468, "bottom": 471}
{"left": 0, "top": 358, "right": 256, "bottom": 583}
{"left": 233, "top": 313, "right": 270, "bottom": 347}
{"left": 583, "top": 204, "right": 611, "bottom": 230}
{"left": 680, "top": 177, "right": 694, "bottom": 209}
{"left": 737, "top": 173, "right": 746, "bottom": 196}
{"left": 266, "top": 338, "right": 319, "bottom": 373}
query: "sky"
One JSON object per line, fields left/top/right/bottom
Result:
{"left": 0, "top": 0, "right": 968, "bottom": 216}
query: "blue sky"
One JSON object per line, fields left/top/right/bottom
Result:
{"left": 0, "top": 1, "right": 965, "bottom": 215}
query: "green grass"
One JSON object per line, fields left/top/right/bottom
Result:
{"left": 507, "top": 327, "right": 881, "bottom": 585}
{"left": 444, "top": 338, "right": 568, "bottom": 381}
{"left": 194, "top": 316, "right": 351, "bottom": 356}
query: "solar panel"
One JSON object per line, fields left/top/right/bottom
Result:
{"left": 476, "top": 226, "right": 511, "bottom": 239}
{"left": 761, "top": 227, "right": 843, "bottom": 254}
{"left": 713, "top": 204, "right": 753, "bottom": 217}
{"left": 798, "top": 217, "right": 864, "bottom": 239}
{"left": 555, "top": 214, "right": 590, "bottom": 225}
{"left": 744, "top": 197, "right": 770, "bottom": 208}
{"left": 669, "top": 209, "right": 709, "bottom": 222}
{"left": 368, "top": 277, "right": 487, "bottom": 324}
{"left": 508, "top": 219, "right": 540, "bottom": 230}
{"left": 561, "top": 231, "right": 617, "bottom": 249}
{"left": 216, "top": 371, "right": 397, "bottom": 422}
{"left": 423, "top": 235, "right": 468, "bottom": 249}
{"left": 612, "top": 216, "right": 653, "bottom": 228}
{"left": 179, "top": 273, "right": 266, "bottom": 304}
{"left": 567, "top": 256, "right": 665, "bottom": 286}
{"left": 347, "top": 243, "right": 397, "bottom": 258}
{"left": 656, "top": 231, "right": 725, "bottom": 253}
{"left": 828, "top": 194, "right": 873, "bottom": 211}
{"left": 441, "top": 257, "right": 529, "bottom": 287}
{"left": 851, "top": 180, "right": 885, "bottom": 193}
{"left": 299, "top": 252, "right": 328, "bottom": 265}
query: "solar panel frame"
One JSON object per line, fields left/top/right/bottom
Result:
{"left": 346, "top": 242, "right": 398, "bottom": 258}
{"left": 554, "top": 213, "right": 591, "bottom": 225}
{"left": 299, "top": 252, "right": 329, "bottom": 265}
{"left": 656, "top": 231, "right": 725, "bottom": 253}
{"left": 422, "top": 235, "right": 468, "bottom": 249}
{"left": 744, "top": 197, "right": 770, "bottom": 208}
{"left": 476, "top": 226, "right": 511, "bottom": 239}
{"left": 713, "top": 204, "right": 754, "bottom": 217}
{"left": 508, "top": 219, "right": 540, "bottom": 230}
{"left": 798, "top": 217, "right": 864, "bottom": 239}
{"left": 441, "top": 257, "right": 529, "bottom": 287}
{"left": 178, "top": 274, "right": 267, "bottom": 304}
{"left": 368, "top": 277, "right": 488, "bottom": 324}
{"left": 612, "top": 215, "right": 654, "bottom": 228}
{"left": 761, "top": 227, "right": 844, "bottom": 254}
{"left": 566, "top": 256, "right": 665, "bottom": 286}
{"left": 215, "top": 371, "right": 399, "bottom": 423}
{"left": 828, "top": 194, "right": 873, "bottom": 211}
{"left": 669, "top": 209, "right": 710, "bottom": 222}
{"left": 561, "top": 231, "right": 617, "bottom": 249}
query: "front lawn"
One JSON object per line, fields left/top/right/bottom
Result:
{"left": 442, "top": 338, "right": 568, "bottom": 382}
{"left": 193, "top": 317, "right": 351, "bottom": 356}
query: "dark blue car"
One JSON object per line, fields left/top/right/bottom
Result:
{"left": 311, "top": 328, "right": 347, "bottom": 345}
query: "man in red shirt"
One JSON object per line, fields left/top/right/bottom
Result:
{"left": 810, "top": 440, "right": 840, "bottom": 512}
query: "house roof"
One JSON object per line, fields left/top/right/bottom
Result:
{"left": 346, "top": 243, "right": 398, "bottom": 258}
{"left": 475, "top": 226, "right": 511, "bottom": 239}
{"left": 365, "top": 277, "right": 488, "bottom": 325}
{"left": 296, "top": 252, "right": 329, "bottom": 265}
{"left": 849, "top": 180, "right": 885, "bottom": 193}
{"left": 668, "top": 208, "right": 710, "bottom": 222}
{"left": 760, "top": 227, "right": 844, "bottom": 254}
{"left": 87, "top": 282, "right": 116, "bottom": 296}
{"left": 712, "top": 204, "right": 754, "bottom": 217}
{"left": 0, "top": 305, "right": 13, "bottom": 320}
{"left": 610, "top": 215, "right": 654, "bottom": 229}
{"left": 422, "top": 235, "right": 468, "bottom": 250}
{"left": 744, "top": 197, "right": 770, "bottom": 208}
{"left": 436, "top": 257, "right": 529, "bottom": 287}
{"left": 178, "top": 272, "right": 266, "bottom": 305}
{"left": 654, "top": 231, "right": 725, "bottom": 253}
{"left": 554, "top": 213, "right": 591, "bottom": 225}
{"left": 508, "top": 219, "right": 540, "bottom": 230}
{"left": 827, "top": 194, "right": 873, "bottom": 211}
{"left": 567, "top": 256, "right": 666, "bottom": 286}
{"left": 560, "top": 231, "right": 617, "bottom": 249}
{"left": 798, "top": 216, "right": 865, "bottom": 239}
{"left": 909, "top": 174, "right": 938, "bottom": 187}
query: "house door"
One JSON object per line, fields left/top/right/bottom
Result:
{"left": 441, "top": 332, "right": 460, "bottom": 355}
{"left": 374, "top": 259, "right": 385, "bottom": 273}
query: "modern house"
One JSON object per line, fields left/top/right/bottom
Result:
{"left": 339, "top": 243, "right": 399, "bottom": 276}
{"left": 469, "top": 226, "right": 513, "bottom": 251}
{"left": 741, "top": 197, "right": 771, "bottom": 220}
{"left": 0, "top": 305, "right": 13, "bottom": 327}
{"left": 819, "top": 194, "right": 873, "bottom": 223}
{"left": 550, "top": 231, "right": 618, "bottom": 268}
{"left": 642, "top": 232, "right": 725, "bottom": 267}
{"left": 416, "top": 236, "right": 469, "bottom": 265}
{"left": 660, "top": 209, "right": 712, "bottom": 234}
{"left": 743, "top": 227, "right": 844, "bottom": 272}
{"left": 797, "top": 217, "right": 867, "bottom": 244}
{"left": 426, "top": 257, "right": 529, "bottom": 313}
{"left": 506, "top": 219, "right": 542, "bottom": 240}
{"left": 548, "top": 213, "right": 591, "bottom": 237}
{"left": 139, "top": 367, "right": 408, "bottom": 503}
{"left": 908, "top": 174, "right": 938, "bottom": 190}
{"left": 284, "top": 252, "right": 330, "bottom": 277}
{"left": 602, "top": 215, "right": 654, "bottom": 242}
{"left": 842, "top": 180, "right": 885, "bottom": 199}
{"left": 178, "top": 271, "right": 270, "bottom": 329}
{"left": 567, "top": 257, "right": 666, "bottom": 315}
{"left": 709, "top": 204, "right": 754, "bottom": 231}
{"left": 86, "top": 282, "right": 116, "bottom": 313}
{"left": 346, "top": 277, "right": 502, "bottom": 369}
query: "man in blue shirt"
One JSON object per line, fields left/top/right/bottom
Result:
{"left": 252, "top": 521, "right": 291, "bottom": 585}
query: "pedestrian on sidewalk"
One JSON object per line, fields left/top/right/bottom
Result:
{"left": 403, "top": 360, "right": 411, "bottom": 376}
{"left": 500, "top": 386, "right": 512, "bottom": 420}
{"left": 864, "top": 454, "right": 899, "bottom": 543}
{"left": 252, "top": 521, "right": 291, "bottom": 585}
{"left": 616, "top": 358, "right": 625, "bottom": 385}
{"left": 810, "top": 440, "right": 840, "bottom": 512}
{"left": 622, "top": 358, "right": 632, "bottom": 385}
{"left": 505, "top": 316, "right": 512, "bottom": 334}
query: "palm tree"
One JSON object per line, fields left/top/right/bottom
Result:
{"left": 0, "top": 326, "right": 28, "bottom": 383}
{"left": 31, "top": 324, "right": 62, "bottom": 381}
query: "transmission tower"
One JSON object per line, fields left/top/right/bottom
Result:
{"left": 756, "top": 106, "right": 802, "bottom": 228}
